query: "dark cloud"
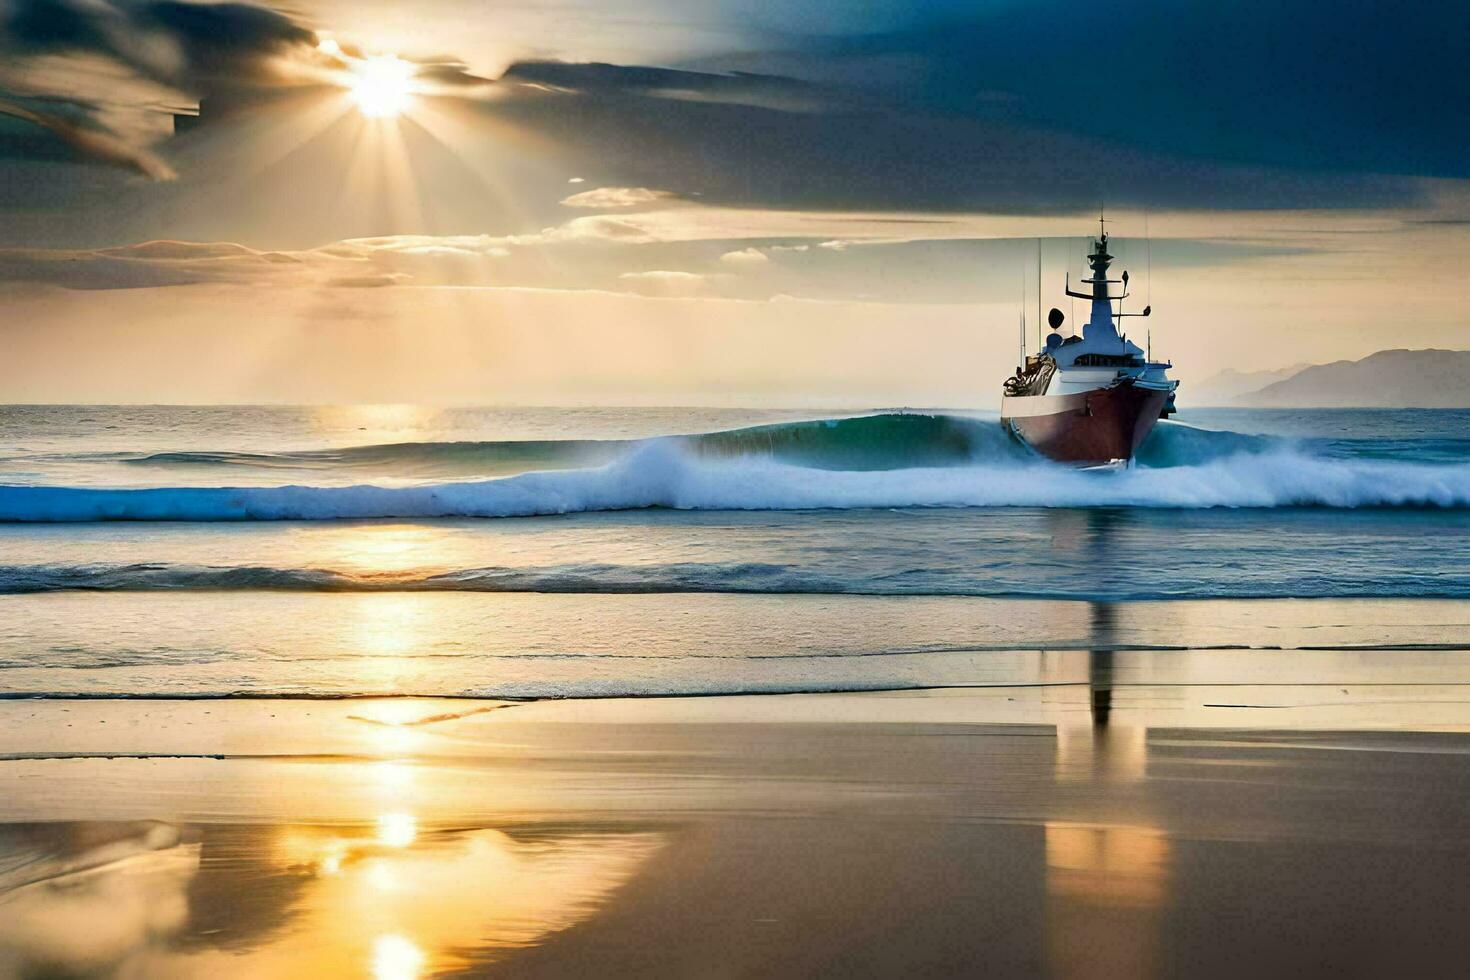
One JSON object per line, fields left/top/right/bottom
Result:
{"left": 696, "top": 0, "right": 1470, "bottom": 179}
{"left": 502, "top": 61, "right": 829, "bottom": 112}
{"left": 482, "top": 63, "right": 1418, "bottom": 214}
{"left": 0, "top": 95, "right": 174, "bottom": 178}
{"left": 0, "top": 1, "right": 327, "bottom": 174}
{"left": 3, "top": 0, "right": 316, "bottom": 92}
{"left": 413, "top": 60, "right": 493, "bottom": 89}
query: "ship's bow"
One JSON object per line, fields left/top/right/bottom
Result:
{"left": 1002, "top": 380, "right": 1169, "bottom": 466}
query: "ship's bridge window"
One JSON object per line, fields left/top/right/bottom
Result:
{"left": 1072, "top": 353, "right": 1141, "bottom": 367}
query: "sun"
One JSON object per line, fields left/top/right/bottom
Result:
{"left": 348, "top": 55, "right": 417, "bottom": 119}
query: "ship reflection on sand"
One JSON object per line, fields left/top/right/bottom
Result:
{"left": 1048, "top": 598, "right": 1170, "bottom": 980}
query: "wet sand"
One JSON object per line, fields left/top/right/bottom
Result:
{"left": 2, "top": 685, "right": 1468, "bottom": 978}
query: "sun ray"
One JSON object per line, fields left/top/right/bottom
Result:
{"left": 177, "top": 89, "right": 358, "bottom": 183}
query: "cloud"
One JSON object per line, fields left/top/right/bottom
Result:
{"left": 0, "top": 241, "right": 277, "bottom": 288}
{"left": 616, "top": 269, "right": 710, "bottom": 296}
{"left": 334, "top": 235, "right": 511, "bottom": 258}
{"left": 473, "top": 64, "right": 1420, "bottom": 215}
{"left": 98, "top": 240, "right": 256, "bottom": 259}
{"left": 538, "top": 215, "right": 664, "bottom": 245}
{"left": 0, "top": 0, "right": 323, "bottom": 173}
{"left": 560, "top": 186, "right": 678, "bottom": 209}
{"left": 0, "top": 213, "right": 1345, "bottom": 295}
{"left": 0, "top": 232, "right": 548, "bottom": 291}
{"left": 704, "top": 1, "right": 1470, "bottom": 180}
{"left": 326, "top": 272, "right": 408, "bottom": 288}
{"left": 0, "top": 95, "right": 174, "bottom": 179}
{"left": 0, "top": 237, "right": 358, "bottom": 289}
{"left": 0, "top": 199, "right": 1454, "bottom": 306}
{"left": 532, "top": 207, "right": 1001, "bottom": 246}
{"left": 499, "top": 61, "right": 829, "bottom": 113}
{"left": 2, "top": 0, "right": 317, "bottom": 91}
{"left": 719, "top": 247, "right": 769, "bottom": 267}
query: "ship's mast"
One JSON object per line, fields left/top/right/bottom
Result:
{"left": 1065, "top": 213, "right": 1125, "bottom": 345}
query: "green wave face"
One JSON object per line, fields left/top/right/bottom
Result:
{"left": 112, "top": 413, "right": 1030, "bottom": 479}
{"left": 685, "top": 413, "right": 1023, "bottom": 470}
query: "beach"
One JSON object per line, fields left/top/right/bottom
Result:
{"left": 3, "top": 682, "right": 1468, "bottom": 978}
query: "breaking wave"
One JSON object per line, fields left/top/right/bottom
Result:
{"left": 1, "top": 414, "right": 1466, "bottom": 522}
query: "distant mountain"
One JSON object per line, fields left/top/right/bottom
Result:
{"left": 1190, "top": 364, "right": 1312, "bottom": 406}
{"left": 1235, "top": 349, "right": 1470, "bottom": 408}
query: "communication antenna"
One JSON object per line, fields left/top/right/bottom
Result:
{"left": 1019, "top": 256, "right": 1027, "bottom": 364}
{"left": 1067, "top": 237, "right": 1077, "bottom": 330}
{"left": 1036, "top": 238, "right": 1043, "bottom": 352}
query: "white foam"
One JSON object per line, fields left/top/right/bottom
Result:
{"left": 2, "top": 440, "right": 1468, "bottom": 521}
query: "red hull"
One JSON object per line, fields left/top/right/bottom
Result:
{"left": 1002, "top": 383, "right": 1168, "bottom": 465}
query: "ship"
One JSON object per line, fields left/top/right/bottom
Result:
{"left": 1000, "top": 220, "right": 1178, "bottom": 466}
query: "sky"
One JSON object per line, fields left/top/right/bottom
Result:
{"left": 0, "top": 0, "right": 1466, "bottom": 405}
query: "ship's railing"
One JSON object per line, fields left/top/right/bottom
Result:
{"left": 1003, "top": 356, "right": 1056, "bottom": 397}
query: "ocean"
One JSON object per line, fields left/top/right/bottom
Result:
{"left": 2, "top": 405, "right": 1467, "bottom": 699}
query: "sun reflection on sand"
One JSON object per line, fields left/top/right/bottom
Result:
{"left": 247, "top": 823, "right": 664, "bottom": 975}
{"left": 372, "top": 932, "right": 427, "bottom": 980}
{"left": 376, "top": 812, "right": 418, "bottom": 848}
{"left": 0, "top": 821, "right": 666, "bottom": 977}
